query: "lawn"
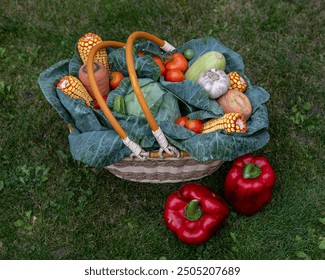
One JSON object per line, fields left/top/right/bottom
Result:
{"left": 0, "top": 0, "right": 324, "bottom": 260}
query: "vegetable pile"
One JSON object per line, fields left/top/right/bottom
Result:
{"left": 38, "top": 33, "right": 270, "bottom": 167}
{"left": 38, "top": 32, "right": 276, "bottom": 245}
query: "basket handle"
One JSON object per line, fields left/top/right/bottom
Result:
{"left": 125, "top": 31, "right": 180, "bottom": 158}
{"left": 86, "top": 41, "right": 148, "bottom": 159}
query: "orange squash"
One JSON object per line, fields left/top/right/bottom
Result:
{"left": 217, "top": 89, "right": 252, "bottom": 119}
{"left": 78, "top": 62, "right": 110, "bottom": 98}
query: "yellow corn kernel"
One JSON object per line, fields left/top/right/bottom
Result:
{"left": 202, "top": 113, "right": 248, "bottom": 134}
{"left": 228, "top": 72, "right": 247, "bottom": 93}
{"left": 77, "top": 32, "right": 109, "bottom": 72}
{"left": 57, "top": 76, "right": 93, "bottom": 106}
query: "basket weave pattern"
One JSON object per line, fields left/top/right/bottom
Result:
{"left": 106, "top": 158, "right": 224, "bottom": 183}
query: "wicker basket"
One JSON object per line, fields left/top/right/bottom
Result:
{"left": 86, "top": 31, "right": 224, "bottom": 183}
{"left": 106, "top": 154, "right": 223, "bottom": 183}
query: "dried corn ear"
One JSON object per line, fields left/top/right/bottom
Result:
{"left": 228, "top": 72, "right": 247, "bottom": 93}
{"left": 202, "top": 113, "right": 247, "bottom": 134}
{"left": 57, "top": 76, "right": 93, "bottom": 106}
{"left": 77, "top": 32, "right": 109, "bottom": 72}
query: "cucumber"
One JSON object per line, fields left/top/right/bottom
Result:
{"left": 184, "top": 51, "right": 226, "bottom": 82}
{"left": 113, "top": 95, "right": 127, "bottom": 115}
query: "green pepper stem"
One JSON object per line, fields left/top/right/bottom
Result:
{"left": 243, "top": 163, "right": 262, "bottom": 179}
{"left": 184, "top": 199, "right": 202, "bottom": 221}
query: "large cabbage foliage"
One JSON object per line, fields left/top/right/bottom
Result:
{"left": 38, "top": 37, "right": 270, "bottom": 167}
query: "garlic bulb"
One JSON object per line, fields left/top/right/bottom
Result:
{"left": 197, "top": 68, "right": 230, "bottom": 99}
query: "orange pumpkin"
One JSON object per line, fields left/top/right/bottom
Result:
{"left": 217, "top": 89, "right": 252, "bottom": 119}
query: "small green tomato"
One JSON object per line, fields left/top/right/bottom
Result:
{"left": 184, "top": 48, "right": 195, "bottom": 60}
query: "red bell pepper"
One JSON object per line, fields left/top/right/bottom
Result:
{"left": 163, "top": 182, "right": 229, "bottom": 244}
{"left": 224, "top": 153, "right": 276, "bottom": 216}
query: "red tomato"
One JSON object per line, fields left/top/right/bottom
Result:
{"left": 176, "top": 116, "right": 189, "bottom": 127}
{"left": 164, "top": 53, "right": 188, "bottom": 72}
{"left": 165, "top": 69, "right": 185, "bottom": 82}
{"left": 185, "top": 119, "right": 203, "bottom": 134}
{"left": 110, "top": 71, "right": 124, "bottom": 90}
{"left": 137, "top": 52, "right": 144, "bottom": 56}
{"left": 152, "top": 56, "right": 166, "bottom": 76}
{"left": 94, "top": 95, "right": 108, "bottom": 109}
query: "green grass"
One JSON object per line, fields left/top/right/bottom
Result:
{"left": 0, "top": 0, "right": 324, "bottom": 260}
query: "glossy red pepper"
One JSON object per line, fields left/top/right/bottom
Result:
{"left": 224, "top": 153, "right": 276, "bottom": 216}
{"left": 163, "top": 182, "right": 229, "bottom": 244}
